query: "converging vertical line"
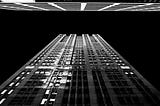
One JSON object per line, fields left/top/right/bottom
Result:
{"left": 15, "top": 3, "right": 49, "bottom": 11}
{"left": 48, "top": 3, "right": 66, "bottom": 11}
{"left": 98, "top": 3, "right": 120, "bottom": 11}
{"left": 115, "top": 3, "right": 154, "bottom": 11}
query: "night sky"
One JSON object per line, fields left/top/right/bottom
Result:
{"left": 0, "top": 10, "right": 160, "bottom": 91}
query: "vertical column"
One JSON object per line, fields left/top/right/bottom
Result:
{"left": 87, "top": 34, "right": 113, "bottom": 106}
{"left": 54, "top": 34, "right": 77, "bottom": 106}
{"left": 82, "top": 34, "right": 97, "bottom": 105}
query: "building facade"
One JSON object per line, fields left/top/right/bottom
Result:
{"left": 0, "top": 34, "right": 160, "bottom": 106}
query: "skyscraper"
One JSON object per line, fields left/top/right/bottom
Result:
{"left": 0, "top": 34, "right": 160, "bottom": 106}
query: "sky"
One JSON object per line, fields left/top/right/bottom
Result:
{"left": 0, "top": 10, "right": 160, "bottom": 91}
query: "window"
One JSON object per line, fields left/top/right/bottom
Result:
{"left": 1, "top": 89, "right": 7, "bottom": 95}
{"left": 8, "top": 89, "right": 13, "bottom": 94}
{"left": 0, "top": 98, "right": 6, "bottom": 105}
{"left": 41, "top": 98, "right": 47, "bottom": 105}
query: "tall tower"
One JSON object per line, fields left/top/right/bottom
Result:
{"left": 0, "top": 34, "right": 160, "bottom": 106}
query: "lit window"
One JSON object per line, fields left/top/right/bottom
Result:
{"left": 15, "top": 82, "right": 20, "bottom": 86}
{"left": 106, "top": 63, "right": 109, "bottom": 65}
{"left": 41, "top": 79, "right": 47, "bottom": 83}
{"left": 120, "top": 66, "right": 130, "bottom": 69}
{"left": 60, "top": 77, "right": 67, "bottom": 84}
{"left": 25, "top": 66, "right": 34, "bottom": 69}
{"left": 63, "top": 67, "right": 70, "bottom": 69}
{"left": 66, "top": 61, "right": 70, "bottom": 65}
{"left": 49, "top": 83, "right": 53, "bottom": 87}
{"left": 1, "top": 90, "right": 7, "bottom": 95}
{"left": 45, "top": 72, "right": 51, "bottom": 76}
{"left": 41, "top": 98, "right": 47, "bottom": 105}
{"left": 67, "top": 80, "right": 71, "bottom": 82}
{"left": 45, "top": 90, "right": 50, "bottom": 94}
{"left": 55, "top": 83, "right": 60, "bottom": 87}
{"left": 8, "top": 89, "right": 13, "bottom": 94}
{"left": 42, "top": 63, "right": 46, "bottom": 65}
{"left": 9, "top": 82, "right": 14, "bottom": 86}
{"left": 0, "top": 98, "right": 6, "bottom": 105}
{"left": 68, "top": 72, "right": 72, "bottom": 76}
{"left": 130, "top": 72, "right": 134, "bottom": 74}
{"left": 40, "top": 71, "right": 44, "bottom": 74}
{"left": 62, "top": 71, "right": 68, "bottom": 76}
{"left": 21, "top": 72, "right": 25, "bottom": 74}
{"left": 35, "top": 71, "right": 39, "bottom": 74}
{"left": 50, "top": 99, "right": 55, "bottom": 102}
{"left": 21, "top": 77, "right": 25, "bottom": 80}
{"left": 56, "top": 80, "right": 60, "bottom": 82}
{"left": 16, "top": 76, "right": 20, "bottom": 80}
{"left": 124, "top": 72, "right": 128, "bottom": 74}
{"left": 50, "top": 63, "right": 54, "bottom": 65}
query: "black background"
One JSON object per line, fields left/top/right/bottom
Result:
{"left": 0, "top": 10, "right": 160, "bottom": 91}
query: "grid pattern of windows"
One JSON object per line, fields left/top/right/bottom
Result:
{"left": 0, "top": 34, "right": 160, "bottom": 106}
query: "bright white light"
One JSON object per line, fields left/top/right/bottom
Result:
{"left": 45, "top": 72, "right": 51, "bottom": 76}
{"left": 49, "top": 83, "right": 53, "bottom": 87}
{"left": 81, "top": 3, "right": 87, "bottom": 11}
{"left": 8, "top": 89, "right": 13, "bottom": 94}
{"left": 130, "top": 72, "right": 134, "bottom": 74}
{"left": 50, "top": 99, "right": 55, "bottom": 102}
{"left": 40, "top": 71, "right": 44, "bottom": 74}
{"left": 25, "top": 66, "right": 34, "bottom": 69}
{"left": 62, "top": 71, "right": 68, "bottom": 76}
{"left": 41, "top": 79, "right": 47, "bottom": 83}
{"left": 0, "top": 98, "right": 6, "bottom": 105}
{"left": 41, "top": 99, "right": 47, "bottom": 105}
{"left": 1, "top": 90, "right": 7, "bottom": 95}
{"left": 125, "top": 72, "right": 128, "bottom": 74}
{"left": 21, "top": 77, "right": 25, "bottom": 79}
{"left": 60, "top": 77, "right": 67, "bottom": 84}
{"left": 68, "top": 72, "right": 72, "bottom": 76}
{"left": 98, "top": 3, "right": 120, "bottom": 11}
{"left": 16, "top": 77, "right": 20, "bottom": 80}
{"left": 21, "top": 72, "right": 25, "bottom": 74}
{"left": 45, "top": 90, "right": 50, "bottom": 94}
{"left": 15, "top": 82, "right": 20, "bottom": 86}
{"left": 106, "top": 63, "right": 109, "bottom": 65}
{"left": 9, "top": 82, "right": 14, "bottom": 86}
{"left": 35, "top": 71, "right": 39, "bottom": 74}
{"left": 67, "top": 80, "right": 71, "bottom": 82}
{"left": 55, "top": 83, "right": 60, "bottom": 87}
{"left": 120, "top": 66, "right": 130, "bottom": 69}
{"left": 38, "top": 66, "right": 55, "bottom": 69}
{"left": 66, "top": 61, "right": 70, "bottom": 65}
